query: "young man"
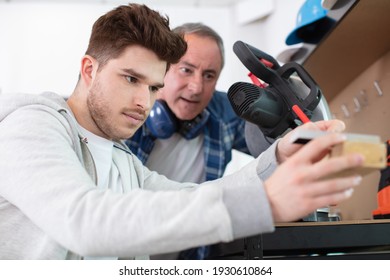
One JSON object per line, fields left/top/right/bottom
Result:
{"left": 0, "top": 4, "right": 363, "bottom": 260}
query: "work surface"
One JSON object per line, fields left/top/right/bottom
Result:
{"left": 209, "top": 219, "right": 390, "bottom": 259}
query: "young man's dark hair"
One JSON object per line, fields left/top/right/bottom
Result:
{"left": 86, "top": 4, "right": 187, "bottom": 70}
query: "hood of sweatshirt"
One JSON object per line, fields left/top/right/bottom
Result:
{"left": 0, "top": 92, "right": 69, "bottom": 122}
{"left": 0, "top": 91, "right": 97, "bottom": 182}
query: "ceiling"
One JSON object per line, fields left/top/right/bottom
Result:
{"left": 0, "top": 0, "right": 250, "bottom": 7}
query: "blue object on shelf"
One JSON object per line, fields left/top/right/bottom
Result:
{"left": 286, "top": 0, "right": 336, "bottom": 45}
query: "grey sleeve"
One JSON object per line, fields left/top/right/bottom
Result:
{"left": 212, "top": 142, "right": 280, "bottom": 239}
{"left": 244, "top": 121, "right": 276, "bottom": 158}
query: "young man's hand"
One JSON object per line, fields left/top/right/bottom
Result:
{"left": 266, "top": 124, "right": 364, "bottom": 223}
{"left": 276, "top": 119, "right": 346, "bottom": 163}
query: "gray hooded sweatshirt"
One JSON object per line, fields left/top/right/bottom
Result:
{"left": 0, "top": 92, "right": 277, "bottom": 259}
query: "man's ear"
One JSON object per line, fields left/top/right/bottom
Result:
{"left": 80, "top": 55, "right": 97, "bottom": 87}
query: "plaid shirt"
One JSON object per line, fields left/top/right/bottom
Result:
{"left": 126, "top": 91, "right": 250, "bottom": 181}
{"left": 125, "top": 91, "right": 250, "bottom": 260}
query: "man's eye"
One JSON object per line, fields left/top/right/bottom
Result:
{"left": 179, "top": 67, "right": 191, "bottom": 74}
{"left": 149, "top": 86, "right": 160, "bottom": 93}
{"left": 126, "top": 76, "right": 138, "bottom": 84}
{"left": 204, "top": 73, "right": 216, "bottom": 80}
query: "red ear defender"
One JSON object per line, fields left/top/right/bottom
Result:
{"left": 373, "top": 140, "right": 390, "bottom": 219}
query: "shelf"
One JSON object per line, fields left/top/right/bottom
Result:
{"left": 302, "top": 0, "right": 390, "bottom": 102}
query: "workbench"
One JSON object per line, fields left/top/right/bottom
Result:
{"left": 209, "top": 220, "right": 390, "bottom": 259}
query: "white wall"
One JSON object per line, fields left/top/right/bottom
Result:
{"left": 228, "top": 0, "right": 305, "bottom": 86}
{"left": 0, "top": 0, "right": 304, "bottom": 96}
{"left": 0, "top": 2, "right": 231, "bottom": 96}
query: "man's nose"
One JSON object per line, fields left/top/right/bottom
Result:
{"left": 134, "top": 88, "right": 151, "bottom": 110}
{"left": 187, "top": 74, "right": 204, "bottom": 94}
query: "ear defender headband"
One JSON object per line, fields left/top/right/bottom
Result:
{"left": 145, "top": 100, "right": 209, "bottom": 140}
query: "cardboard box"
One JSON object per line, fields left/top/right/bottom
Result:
{"left": 290, "top": 130, "right": 387, "bottom": 177}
